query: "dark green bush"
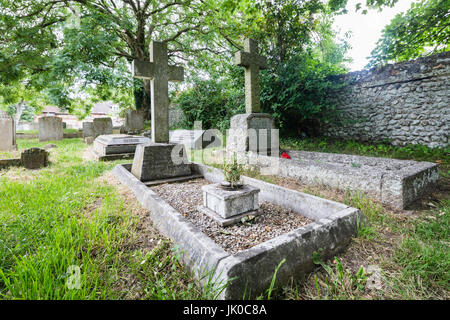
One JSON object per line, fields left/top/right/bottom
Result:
{"left": 175, "top": 76, "right": 245, "bottom": 132}
{"left": 260, "top": 51, "right": 346, "bottom": 137}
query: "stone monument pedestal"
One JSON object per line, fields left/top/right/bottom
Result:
{"left": 92, "top": 134, "right": 151, "bottom": 161}
{"left": 131, "top": 142, "right": 192, "bottom": 182}
{"left": 226, "top": 113, "right": 278, "bottom": 156}
{"left": 198, "top": 183, "right": 261, "bottom": 227}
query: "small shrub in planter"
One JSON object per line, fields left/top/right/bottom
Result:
{"left": 222, "top": 154, "right": 244, "bottom": 190}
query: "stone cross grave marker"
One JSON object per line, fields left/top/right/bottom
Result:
{"left": 132, "top": 41, "right": 184, "bottom": 143}
{"left": 234, "top": 38, "right": 267, "bottom": 114}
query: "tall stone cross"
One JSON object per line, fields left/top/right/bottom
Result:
{"left": 235, "top": 38, "right": 267, "bottom": 114}
{"left": 132, "top": 41, "right": 184, "bottom": 143}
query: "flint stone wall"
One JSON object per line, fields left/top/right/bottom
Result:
{"left": 326, "top": 51, "right": 449, "bottom": 148}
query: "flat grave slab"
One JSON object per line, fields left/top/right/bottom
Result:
{"left": 90, "top": 134, "right": 151, "bottom": 161}
{"left": 169, "top": 130, "right": 222, "bottom": 150}
{"left": 212, "top": 149, "right": 439, "bottom": 210}
{"left": 113, "top": 162, "right": 364, "bottom": 299}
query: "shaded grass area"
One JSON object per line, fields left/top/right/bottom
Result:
{"left": 0, "top": 139, "right": 216, "bottom": 299}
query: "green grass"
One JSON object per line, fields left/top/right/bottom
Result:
{"left": 0, "top": 139, "right": 218, "bottom": 299}
{"left": 17, "top": 129, "right": 80, "bottom": 135}
{"left": 392, "top": 199, "right": 449, "bottom": 298}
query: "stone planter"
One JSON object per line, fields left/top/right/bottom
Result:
{"left": 219, "top": 181, "right": 243, "bottom": 191}
{"left": 201, "top": 183, "right": 260, "bottom": 219}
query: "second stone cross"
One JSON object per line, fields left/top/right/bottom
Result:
{"left": 235, "top": 38, "right": 267, "bottom": 114}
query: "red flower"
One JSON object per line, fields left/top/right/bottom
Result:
{"left": 281, "top": 152, "right": 291, "bottom": 159}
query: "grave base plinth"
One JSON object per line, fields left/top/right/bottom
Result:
{"left": 131, "top": 142, "right": 192, "bottom": 182}
{"left": 226, "top": 113, "right": 278, "bottom": 156}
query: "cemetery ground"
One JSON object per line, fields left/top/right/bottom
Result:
{"left": 0, "top": 138, "right": 448, "bottom": 300}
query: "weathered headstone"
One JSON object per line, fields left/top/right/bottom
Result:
{"left": 92, "top": 134, "right": 151, "bottom": 160}
{"left": 21, "top": 148, "right": 49, "bottom": 169}
{"left": 124, "top": 109, "right": 145, "bottom": 133}
{"left": 131, "top": 143, "right": 191, "bottom": 182}
{"left": 0, "top": 110, "right": 16, "bottom": 151}
{"left": 131, "top": 41, "right": 192, "bottom": 182}
{"left": 82, "top": 121, "right": 94, "bottom": 138}
{"left": 38, "top": 116, "right": 63, "bottom": 142}
{"left": 92, "top": 117, "right": 112, "bottom": 138}
{"left": 227, "top": 39, "right": 278, "bottom": 156}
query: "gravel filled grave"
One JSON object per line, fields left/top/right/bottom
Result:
{"left": 150, "top": 178, "right": 314, "bottom": 254}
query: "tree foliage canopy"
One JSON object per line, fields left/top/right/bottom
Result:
{"left": 1, "top": 0, "right": 444, "bottom": 135}
{"left": 369, "top": 0, "right": 450, "bottom": 66}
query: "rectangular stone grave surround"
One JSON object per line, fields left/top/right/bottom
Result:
{"left": 91, "top": 134, "right": 151, "bottom": 161}
{"left": 38, "top": 116, "right": 63, "bottom": 142}
{"left": 113, "top": 162, "right": 365, "bottom": 299}
{"left": 131, "top": 142, "right": 192, "bottom": 182}
{"left": 213, "top": 149, "right": 439, "bottom": 210}
{"left": 82, "top": 122, "right": 94, "bottom": 138}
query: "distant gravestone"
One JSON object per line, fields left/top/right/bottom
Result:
{"left": 124, "top": 110, "right": 145, "bottom": 133}
{"left": 82, "top": 122, "right": 94, "bottom": 138}
{"left": 21, "top": 148, "right": 49, "bottom": 169}
{"left": 93, "top": 118, "right": 112, "bottom": 137}
{"left": 0, "top": 110, "right": 16, "bottom": 151}
{"left": 38, "top": 116, "right": 63, "bottom": 142}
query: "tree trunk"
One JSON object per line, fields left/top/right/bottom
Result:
{"left": 134, "top": 79, "right": 151, "bottom": 120}
{"left": 14, "top": 100, "right": 25, "bottom": 127}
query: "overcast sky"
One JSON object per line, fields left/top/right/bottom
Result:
{"left": 333, "top": 0, "right": 417, "bottom": 71}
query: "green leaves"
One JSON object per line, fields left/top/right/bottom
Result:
{"left": 369, "top": 0, "right": 450, "bottom": 66}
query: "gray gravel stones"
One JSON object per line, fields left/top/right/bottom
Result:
{"left": 150, "top": 179, "right": 313, "bottom": 254}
